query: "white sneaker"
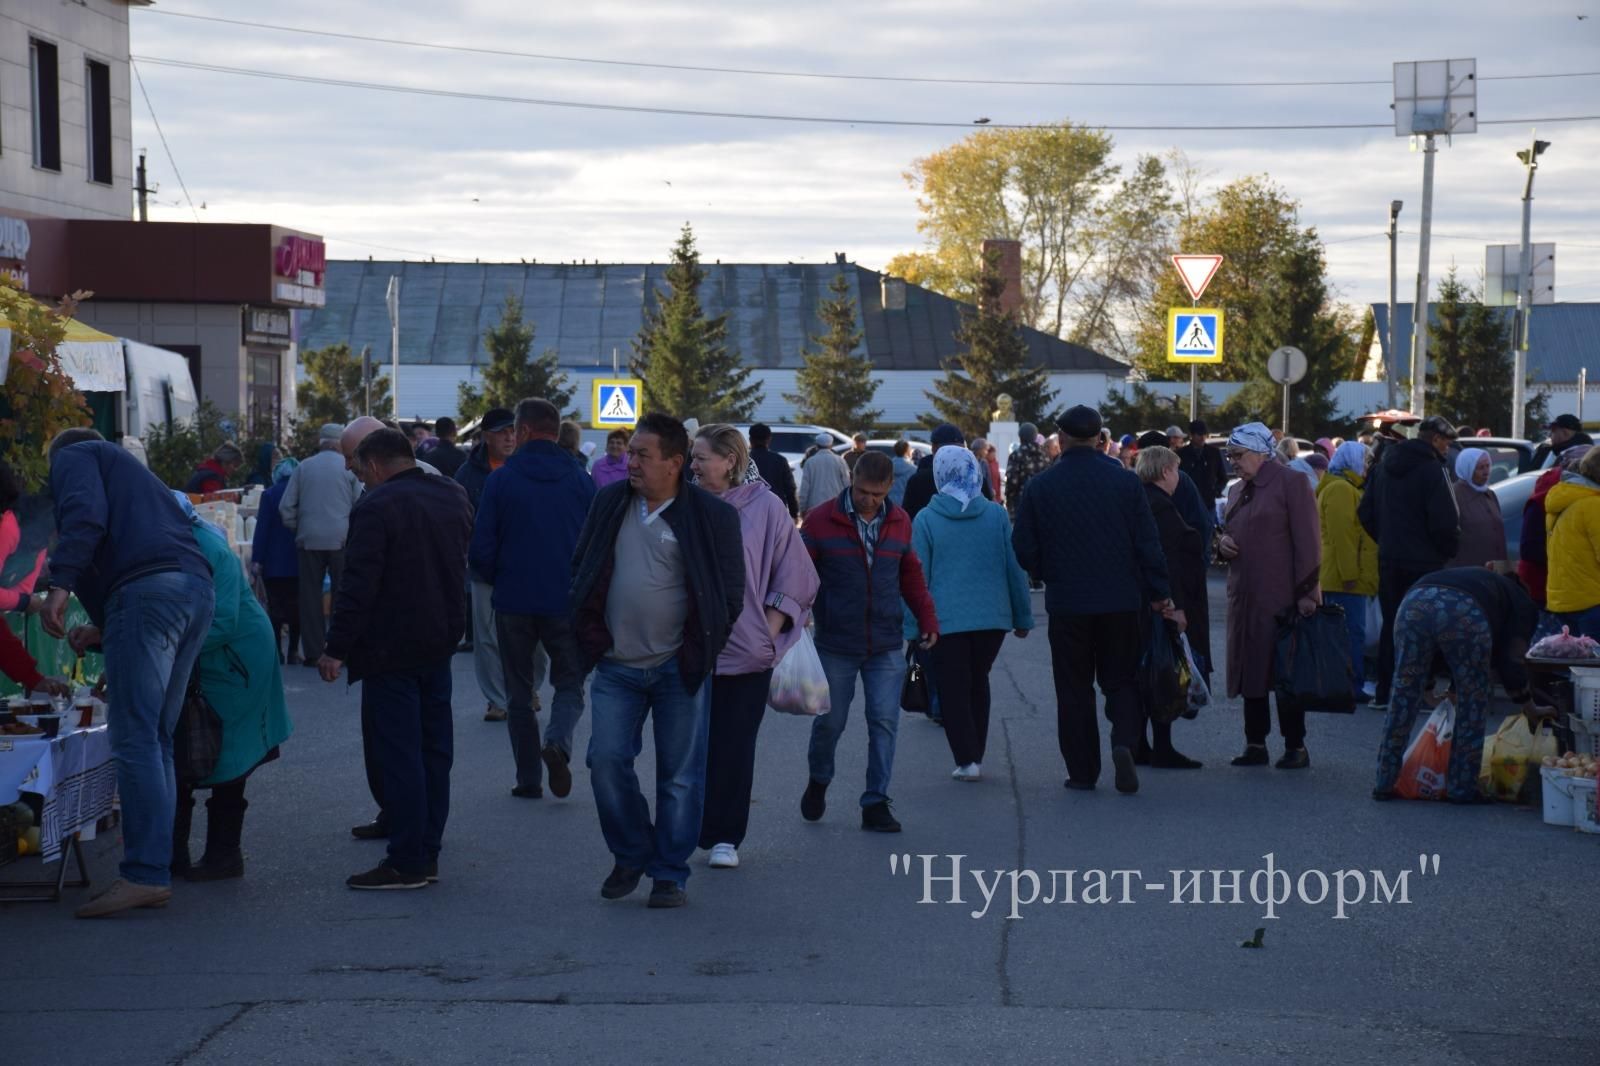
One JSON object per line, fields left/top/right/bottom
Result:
{"left": 954, "top": 763, "right": 981, "bottom": 782}
{"left": 708, "top": 843, "right": 739, "bottom": 868}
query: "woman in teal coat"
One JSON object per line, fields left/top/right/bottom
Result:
{"left": 172, "top": 494, "right": 293, "bottom": 880}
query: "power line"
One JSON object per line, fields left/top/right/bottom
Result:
{"left": 126, "top": 57, "right": 1600, "bottom": 133}
{"left": 136, "top": 9, "right": 1600, "bottom": 90}
{"left": 131, "top": 60, "right": 199, "bottom": 222}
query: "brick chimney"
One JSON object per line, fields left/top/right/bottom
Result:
{"left": 980, "top": 238, "right": 1023, "bottom": 318}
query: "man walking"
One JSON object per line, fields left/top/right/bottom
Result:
{"left": 798, "top": 432, "right": 850, "bottom": 513}
{"left": 469, "top": 399, "right": 596, "bottom": 800}
{"left": 1177, "top": 420, "right": 1227, "bottom": 504}
{"left": 748, "top": 423, "right": 799, "bottom": 518}
{"left": 41, "top": 430, "right": 215, "bottom": 918}
{"left": 843, "top": 432, "right": 870, "bottom": 473}
{"left": 424, "top": 416, "right": 468, "bottom": 479}
{"left": 279, "top": 423, "right": 361, "bottom": 665}
{"left": 1013, "top": 405, "right": 1174, "bottom": 795}
{"left": 571, "top": 413, "right": 745, "bottom": 909}
{"left": 1003, "top": 422, "right": 1049, "bottom": 521}
{"left": 319, "top": 429, "right": 473, "bottom": 890}
{"left": 799, "top": 452, "right": 939, "bottom": 832}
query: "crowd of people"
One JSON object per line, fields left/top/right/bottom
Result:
{"left": 4, "top": 397, "right": 1573, "bottom": 917}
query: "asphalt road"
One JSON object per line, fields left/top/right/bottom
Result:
{"left": 6, "top": 577, "right": 1597, "bottom": 1065}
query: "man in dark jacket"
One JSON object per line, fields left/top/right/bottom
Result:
{"left": 456, "top": 408, "right": 519, "bottom": 723}
{"left": 570, "top": 413, "right": 745, "bottom": 909}
{"left": 1004, "top": 422, "right": 1050, "bottom": 522}
{"left": 469, "top": 399, "right": 596, "bottom": 801}
{"left": 424, "top": 416, "right": 468, "bottom": 479}
{"left": 1013, "top": 406, "right": 1174, "bottom": 795}
{"left": 42, "top": 431, "right": 215, "bottom": 918}
{"left": 902, "top": 423, "right": 991, "bottom": 520}
{"left": 799, "top": 452, "right": 939, "bottom": 833}
{"left": 1177, "top": 419, "right": 1227, "bottom": 504}
{"left": 1358, "top": 414, "right": 1461, "bottom": 708}
{"left": 748, "top": 423, "right": 798, "bottom": 518}
{"left": 1530, "top": 413, "right": 1591, "bottom": 471}
{"left": 320, "top": 429, "right": 472, "bottom": 891}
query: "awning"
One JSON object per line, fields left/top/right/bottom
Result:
{"left": 0, "top": 303, "right": 125, "bottom": 392}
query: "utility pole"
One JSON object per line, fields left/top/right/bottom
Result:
{"left": 1386, "top": 200, "right": 1401, "bottom": 411}
{"left": 385, "top": 275, "right": 401, "bottom": 419}
{"left": 1512, "top": 134, "right": 1550, "bottom": 441}
{"left": 360, "top": 344, "right": 372, "bottom": 416}
{"left": 1408, "top": 134, "right": 1436, "bottom": 416}
{"left": 134, "top": 150, "right": 150, "bottom": 222}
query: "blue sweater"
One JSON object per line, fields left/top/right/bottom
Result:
{"left": 468, "top": 439, "right": 597, "bottom": 614}
{"left": 906, "top": 494, "right": 1034, "bottom": 638}
{"left": 250, "top": 480, "right": 299, "bottom": 579}
{"left": 47, "top": 441, "right": 210, "bottom": 625}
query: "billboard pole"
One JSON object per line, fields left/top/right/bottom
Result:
{"left": 1409, "top": 133, "right": 1435, "bottom": 417}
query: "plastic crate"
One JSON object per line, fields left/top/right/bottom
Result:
{"left": 1569, "top": 671, "right": 1600, "bottom": 759}
{"left": 1573, "top": 776, "right": 1599, "bottom": 835}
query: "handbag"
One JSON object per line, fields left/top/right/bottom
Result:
{"left": 1138, "top": 615, "right": 1187, "bottom": 725}
{"left": 174, "top": 673, "right": 224, "bottom": 784}
{"left": 899, "top": 644, "right": 930, "bottom": 713}
{"left": 1274, "top": 604, "right": 1356, "bottom": 713}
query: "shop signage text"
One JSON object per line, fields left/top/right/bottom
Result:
{"left": 243, "top": 306, "right": 292, "bottom": 345}
{"left": 0, "top": 215, "right": 31, "bottom": 290}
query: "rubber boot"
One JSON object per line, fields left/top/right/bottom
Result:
{"left": 186, "top": 794, "right": 247, "bottom": 881}
{"left": 171, "top": 790, "right": 195, "bottom": 877}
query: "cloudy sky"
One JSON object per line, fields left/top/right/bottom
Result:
{"left": 128, "top": 1, "right": 1600, "bottom": 315}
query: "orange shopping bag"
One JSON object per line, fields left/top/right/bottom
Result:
{"left": 1396, "top": 699, "right": 1454, "bottom": 800}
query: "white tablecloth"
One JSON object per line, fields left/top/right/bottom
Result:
{"left": 0, "top": 724, "right": 116, "bottom": 862}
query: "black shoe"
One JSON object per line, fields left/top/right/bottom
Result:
{"left": 1063, "top": 778, "right": 1095, "bottom": 791}
{"left": 800, "top": 778, "right": 828, "bottom": 822}
{"left": 511, "top": 784, "right": 544, "bottom": 799}
{"left": 185, "top": 849, "right": 244, "bottom": 881}
{"left": 647, "top": 880, "right": 687, "bottom": 908}
{"left": 1150, "top": 749, "right": 1204, "bottom": 769}
{"left": 1371, "top": 787, "right": 1397, "bottom": 802}
{"left": 347, "top": 863, "right": 427, "bottom": 890}
{"left": 350, "top": 819, "right": 389, "bottom": 840}
{"left": 541, "top": 745, "right": 572, "bottom": 799}
{"left": 861, "top": 800, "right": 902, "bottom": 833}
{"left": 1112, "top": 746, "right": 1139, "bottom": 794}
{"left": 1133, "top": 737, "right": 1152, "bottom": 766}
{"left": 425, "top": 861, "right": 439, "bottom": 883}
{"left": 600, "top": 864, "right": 644, "bottom": 900}
{"left": 1230, "top": 745, "right": 1270, "bottom": 767}
{"left": 1275, "top": 747, "right": 1311, "bottom": 770}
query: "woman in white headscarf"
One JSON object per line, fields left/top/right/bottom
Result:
{"left": 908, "top": 446, "right": 1034, "bottom": 782}
{"left": 1450, "top": 447, "right": 1506, "bottom": 568}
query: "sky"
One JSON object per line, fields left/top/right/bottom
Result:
{"left": 128, "top": 0, "right": 1600, "bottom": 320}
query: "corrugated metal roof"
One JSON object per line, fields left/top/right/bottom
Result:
{"left": 1371, "top": 302, "right": 1600, "bottom": 384}
{"left": 299, "top": 259, "right": 1126, "bottom": 375}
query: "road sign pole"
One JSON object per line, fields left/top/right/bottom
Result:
{"left": 1409, "top": 133, "right": 1436, "bottom": 417}
{"left": 1282, "top": 383, "right": 1291, "bottom": 437}
{"left": 1188, "top": 292, "right": 1199, "bottom": 420}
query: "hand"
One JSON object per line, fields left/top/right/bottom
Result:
{"left": 31, "top": 676, "right": 72, "bottom": 698}
{"left": 67, "top": 625, "right": 102, "bottom": 656}
{"left": 317, "top": 655, "right": 344, "bottom": 683}
{"left": 1296, "top": 597, "right": 1318, "bottom": 618}
{"left": 1014, "top": 628, "right": 1030, "bottom": 639}
{"left": 918, "top": 632, "right": 938, "bottom": 650}
{"left": 23, "top": 593, "right": 43, "bottom": 616}
{"left": 1216, "top": 534, "right": 1240, "bottom": 560}
{"left": 91, "top": 677, "right": 108, "bottom": 701}
{"left": 763, "top": 606, "right": 787, "bottom": 639}
{"left": 39, "top": 588, "right": 70, "bottom": 639}
{"left": 1522, "top": 702, "right": 1558, "bottom": 728}
{"left": 1169, "top": 609, "right": 1188, "bottom": 634}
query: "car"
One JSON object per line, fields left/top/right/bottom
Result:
{"left": 832, "top": 439, "right": 933, "bottom": 462}
{"left": 1493, "top": 469, "right": 1541, "bottom": 564}
{"left": 730, "top": 423, "right": 850, "bottom": 473}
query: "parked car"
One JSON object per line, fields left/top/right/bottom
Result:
{"left": 1493, "top": 469, "right": 1541, "bottom": 564}
{"left": 731, "top": 423, "right": 850, "bottom": 473}
{"left": 1449, "top": 437, "right": 1538, "bottom": 484}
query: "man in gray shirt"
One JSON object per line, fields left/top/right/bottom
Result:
{"left": 279, "top": 423, "right": 361, "bottom": 664}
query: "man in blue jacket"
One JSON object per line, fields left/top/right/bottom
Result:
{"left": 469, "top": 398, "right": 596, "bottom": 801}
{"left": 1012, "top": 406, "right": 1175, "bottom": 796}
{"left": 40, "top": 430, "right": 215, "bottom": 918}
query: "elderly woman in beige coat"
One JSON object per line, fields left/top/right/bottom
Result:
{"left": 1217, "top": 423, "right": 1322, "bottom": 770}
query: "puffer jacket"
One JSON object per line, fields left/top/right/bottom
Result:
{"left": 1357, "top": 436, "right": 1460, "bottom": 571}
{"left": 1543, "top": 473, "right": 1600, "bottom": 613}
{"left": 1317, "top": 471, "right": 1378, "bottom": 596}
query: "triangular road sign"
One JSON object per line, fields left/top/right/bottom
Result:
{"left": 1172, "top": 255, "right": 1224, "bottom": 301}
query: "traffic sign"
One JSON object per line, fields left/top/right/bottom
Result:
{"left": 1167, "top": 308, "right": 1224, "bottom": 364}
{"left": 1267, "top": 346, "right": 1308, "bottom": 385}
{"left": 592, "top": 377, "right": 642, "bottom": 427}
{"left": 1172, "top": 255, "right": 1224, "bottom": 301}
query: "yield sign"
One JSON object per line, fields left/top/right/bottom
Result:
{"left": 1172, "top": 255, "right": 1224, "bottom": 301}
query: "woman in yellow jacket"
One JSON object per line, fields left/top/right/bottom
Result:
{"left": 1317, "top": 442, "right": 1380, "bottom": 702}
{"left": 1543, "top": 447, "right": 1600, "bottom": 638}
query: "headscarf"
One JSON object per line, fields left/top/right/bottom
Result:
{"left": 1328, "top": 440, "right": 1370, "bottom": 479}
{"left": 1227, "top": 422, "right": 1276, "bottom": 456}
{"left": 272, "top": 457, "right": 299, "bottom": 484}
{"left": 1455, "top": 447, "right": 1491, "bottom": 493}
{"left": 933, "top": 445, "right": 985, "bottom": 511}
{"left": 171, "top": 490, "right": 229, "bottom": 541}
{"left": 1314, "top": 437, "right": 1334, "bottom": 459}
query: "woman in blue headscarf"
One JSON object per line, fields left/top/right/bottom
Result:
{"left": 171, "top": 491, "right": 293, "bottom": 881}
{"left": 250, "top": 458, "right": 302, "bottom": 663}
{"left": 1318, "top": 442, "right": 1379, "bottom": 702}
{"left": 1450, "top": 447, "right": 1506, "bottom": 568}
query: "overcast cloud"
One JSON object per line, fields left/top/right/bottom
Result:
{"left": 130, "top": 1, "right": 1600, "bottom": 316}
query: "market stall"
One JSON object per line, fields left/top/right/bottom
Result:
{"left": 0, "top": 699, "right": 113, "bottom": 901}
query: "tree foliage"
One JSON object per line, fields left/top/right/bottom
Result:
{"left": 783, "top": 272, "right": 881, "bottom": 431}
{"left": 1426, "top": 270, "right": 1545, "bottom": 435}
{"left": 457, "top": 294, "right": 575, "bottom": 422}
{"left": 0, "top": 279, "right": 92, "bottom": 487}
{"left": 143, "top": 401, "right": 241, "bottom": 489}
{"left": 630, "top": 223, "right": 763, "bottom": 422}
{"left": 1097, "top": 383, "right": 1213, "bottom": 437}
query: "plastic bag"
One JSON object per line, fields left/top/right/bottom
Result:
{"left": 767, "top": 627, "right": 830, "bottom": 717}
{"left": 1478, "top": 713, "right": 1559, "bottom": 801}
{"left": 1527, "top": 625, "right": 1600, "bottom": 661}
{"left": 1139, "top": 617, "right": 1187, "bottom": 725}
{"left": 1179, "top": 632, "right": 1209, "bottom": 719}
{"left": 1396, "top": 699, "right": 1453, "bottom": 800}
{"left": 1274, "top": 605, "right": 1355, "bottom": 713}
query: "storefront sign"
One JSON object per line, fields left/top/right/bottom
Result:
{"left": 0, "top": 215, "right": 31, "bottom": 290}
{"left": 243, "top": 305, "right": 292, "bottom": 345}
{"left": 271, "top": 234, "right": 326, "bottom": 308}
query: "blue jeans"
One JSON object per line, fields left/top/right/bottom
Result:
{"left": 587, "top": 659, "right": 710, "bottom": 887}
{"left": 1323, "top": 592, "right": 1369, "bottom": 692}
{"left": 808, "top": 647, "right": 902, "bottom": 807}
{"left": 102, "top": 571, "right": 214, "bottom": 886}
{"left": 363, "top": 659, "right": 454, "bottom": 876}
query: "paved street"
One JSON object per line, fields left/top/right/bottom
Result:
{"left": 6, "top": 578, "right": 1597, "bottom": 1065}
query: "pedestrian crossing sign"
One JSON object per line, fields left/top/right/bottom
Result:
{"left": 592, "top": 378, "right": 643, "bottom": 428}
{"left": 1167, "top": 308, "right": 1224, "bottom": 364}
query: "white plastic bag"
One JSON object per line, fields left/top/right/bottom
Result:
{"left": 767, "top": 627, "right": 830, "bottom": 717}
{"left": 1179, "top": 633, "right": 1209, "bottom": 717}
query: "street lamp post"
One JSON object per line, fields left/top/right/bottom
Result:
{"left": 1387, "top": 200, "right": 1401, "bottom": 412}
{"left": 1511, "top": 135, "right": 1550, "bottom": 441}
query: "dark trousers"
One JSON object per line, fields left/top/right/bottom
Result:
{"left": 932, "top": 629, "right": 1006, "bottom": 766}
{"left": 698, "top": 670, "right": 774, "bottom": 849}
{"left": 1243, "top": 695, "right": 1306, "bottom": 749}
{"left": 363, "top": 660, "right": 453, "bottom": 875}
{"left": 1048, "top": 612, "right": 1142, "bottom": 785}
{"left": 496, "top": 611, "right": 588, "bottom": 789}
{"left": 296, "top": 548, "right": 344, "bottom": 661}
{"left": 263, "top": 576, "right": 301, "bottom": 661}
{"left": 1376, "top": 564, "right": 1436, "bottom": 701}
{"left": 360, "top": 689, "right": 386, "bottom": 824}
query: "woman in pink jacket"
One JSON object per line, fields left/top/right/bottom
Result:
{"left": 690, "top": 424, "right": 820, "bottom": 870}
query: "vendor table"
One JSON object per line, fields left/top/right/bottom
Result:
{"left": 0, "top": 723, "right": 114, "bottom": 901}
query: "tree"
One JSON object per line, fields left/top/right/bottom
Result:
{"left": 783, "top": 272, "right": 881, "bottom": 430}
{"left": 630, "top": 223, "right": 763, "bottom": 421}
{"left": 1097, "top": 382, "right": 1214, "bottom": 437}
{"left": 457, "top": 294, "right": 575, "bottom": 423}
{"left": 0, "top": 279, "right": 92, "bottom": 487}
{"left": 923, "top": 252, "right": 1056, "bottom": 436}
{"left": 1072, "top": 154, "right": 1177, "bottom": 363}
{"left": 1428, "top": 270, "right": 1522, "bottom": 434}
{"left": 284, "top": 342, "right": 392, "bottom": 457}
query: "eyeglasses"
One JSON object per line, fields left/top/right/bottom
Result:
{"left": 1225, "top": 449, "right": 1249, "bottom": 460}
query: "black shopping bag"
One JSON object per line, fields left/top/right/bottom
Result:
{"left": 899, "top": 644, "right": 930, "bottom": 713}
{"left": 1139, "top": 614, "right": 1188, "bottom": 725}
{"left": 1274, "top": 605, "right": 1355, "bottom": 714}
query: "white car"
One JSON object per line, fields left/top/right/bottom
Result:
{"left": 730, "top": 423, "right": 851, "bottom": 473}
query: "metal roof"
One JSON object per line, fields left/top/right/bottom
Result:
{"left": 1371, "top": 301, "right": 1600, "bottom": 384}
{"left": 300, "top": 259, "right": 1126, "bottom": 375}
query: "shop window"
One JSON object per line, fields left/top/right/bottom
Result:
{"left": 85, "top": 59, "right": 112, "bottom": 185}
{"left": 30, "top": 39, "right": 60, "bottom": 172}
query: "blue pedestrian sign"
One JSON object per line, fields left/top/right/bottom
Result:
{"left": 592, "top": 378, "right": 642, "bottom": 428}
{"left": 1167, "top": 308, "right": 1225, "bottom": 364}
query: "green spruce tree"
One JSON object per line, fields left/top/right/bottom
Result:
{"left": 784, "top": 272, "right": 881, "bottom": 430}
{"left": 630, "top": 223, "right": 763, "bottom": 422}
{"left": 1427, "top": 270, "right": 1516, "bottom": 434}
{"left": 457, "top": 294, "right": 575, "bottom": 421}
{"left": 923, "top": 251, "right": 1055, "bottom": 436}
